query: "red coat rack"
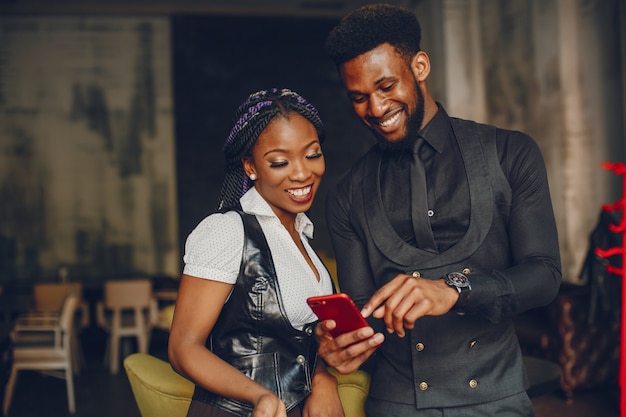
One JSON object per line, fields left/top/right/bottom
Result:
{"left": 594, "top": 161, "right": 626, "bottom": 414}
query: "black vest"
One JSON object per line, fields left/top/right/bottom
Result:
{"left": 191, "top": 211, "right": 318, "bottom": 416}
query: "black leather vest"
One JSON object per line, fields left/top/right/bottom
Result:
{"left": 191, "top": 211, "right": 318, "bottom": 416}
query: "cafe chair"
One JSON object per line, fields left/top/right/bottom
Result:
{"left": 32, "top": 282, "right": 90, "bottom": 326}
{"left": 97, "top": 279, "right": 156, "bottom": 374}
{"left": 3, "top": 292, "right": 80, "bottom": 415}
{"left": 327, "top": 368, "right": 370, "bottom": 417}
{"left": 31, "top": 282, "right": 87, "bottom": 373}
{"left": 123, "top": 351, "right": 371, "bottom": 417}
{"left": 153, "top": 304, "right": 175, "bottom": 332}
{"left": 124, "top": 353, "right": 194, "bottom": 417}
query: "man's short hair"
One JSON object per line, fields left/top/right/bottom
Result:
{"left": 325, "top": 3, "right": 422, "bottom": 66}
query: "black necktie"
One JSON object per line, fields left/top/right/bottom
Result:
{"left": 410, "top": 138, "right": 437, "bottom": 252}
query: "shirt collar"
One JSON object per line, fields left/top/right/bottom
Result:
{"left": 419, "top": 103, "right": 453, "bottom": 154}
{"left": 240, "top": 187, "right": 315, "bottom": 239}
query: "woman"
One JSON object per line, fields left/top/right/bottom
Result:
{"left": 169, "top": 88, "right": 343, "bottom": 417}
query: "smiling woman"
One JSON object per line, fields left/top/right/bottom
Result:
{"left": 167, "top": 88, "right": 343, "bottom": 417}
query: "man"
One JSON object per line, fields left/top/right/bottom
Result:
{"left": 316, "top": 4, "right": 562, "bottom": 416}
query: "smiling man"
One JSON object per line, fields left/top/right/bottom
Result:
{"left": 315, "top": 4, "right": 562, "bottom": 417}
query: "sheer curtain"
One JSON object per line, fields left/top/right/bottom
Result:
{"left": 418, "top": 0, "right": 626, "bottom": 282}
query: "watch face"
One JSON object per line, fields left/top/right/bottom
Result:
{"left": 446, "top": 272, "right": 470, "bottom": 288}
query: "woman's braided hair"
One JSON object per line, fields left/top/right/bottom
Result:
{"left": 217, "top": 88, "right": 325, "bottom": 211}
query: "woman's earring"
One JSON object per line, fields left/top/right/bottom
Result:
{"left": 249, "top": 173, "right": 257, "bottom": 181}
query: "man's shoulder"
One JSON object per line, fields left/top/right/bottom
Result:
{"left": 450, "top": 116, "right": 536, "bottom": 145}
{"left": 449, "top": 116, "right": 499, "bottom": 134}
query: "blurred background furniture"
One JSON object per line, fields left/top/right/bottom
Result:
{"left": 150, "top": 276, "right": 179, "bottom": 332}
{"left": 30, "top": 282, "right": 87, "bottom": 374}
{"left": 124, "top": 352, "right": 373, "bottom": 417}
{"left": 32, "top": 282, "right": 81, "bottom": 311}
{"left": 154, "top": 304, "right": 175, "bottom": 332}
{"left": 123, "top": 289, "right": 372, "bottom": 417}
{"left": 124, "top": 352, "right": 194, "bottom": 417}
{"left": 0, "top": 323, "right": 12, "bottom": 417}
{"left": 3, "top": 292, "right": 80, "bottom": 415}
{"left": 515, "top": 284, "right": 620, "bottom": 401}
{"left": 522, "top": 356, "right": 562, "bottom": 399}
{"left": 97, "top": 279, "right": 157, "bottom": 374}
{"left": 0, "top": 293, "right": 32, "bottom": 325}
{"left": 327, "top": 368, "right": 369, "bottom": 417}
{"left": 514, "top": 211, "right": 622, "bottom": 401}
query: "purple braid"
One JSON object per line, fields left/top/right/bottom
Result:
{"left": 224, "top": 100, "right": 273, "bottom": 148}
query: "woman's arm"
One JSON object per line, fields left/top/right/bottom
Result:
{"left": 168, "top": 274, "right": 286, "bottom": 416}
{"left": 302, "top": 360, "right": 344, "bottom": 417}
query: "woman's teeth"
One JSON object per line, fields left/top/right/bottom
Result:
{"left": 288, "top": 186, "right": 311, "bottom": 197}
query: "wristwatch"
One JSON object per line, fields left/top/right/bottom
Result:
{"left": 443, "top": 271, "right": 471, "bottom": 310}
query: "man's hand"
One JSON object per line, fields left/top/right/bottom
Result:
{"left": 360, "top": 274, "right": 459, "bottom": 337}
{"left": 314, "top": 320, "right": 384, "bottom": 374}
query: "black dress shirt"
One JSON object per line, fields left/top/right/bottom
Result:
{"left": 381, "top": 105, "right": 469, "bottom": 252}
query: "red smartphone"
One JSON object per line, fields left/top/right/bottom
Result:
{"left": 307, "top": 293, "right": 369, "bottom": 337}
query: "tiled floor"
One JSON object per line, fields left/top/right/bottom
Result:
{"left": 3, "top": 327, "right": 620, "bottom": 417}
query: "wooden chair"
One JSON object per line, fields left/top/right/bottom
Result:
{"left": 3, "top": 292, "right": 80, "bottom": 415}
{"left": 31, "top": 282, "right": 87, "bottom": 373}
{"left": 97, "top": 279, "right": 156, "bottom": 374}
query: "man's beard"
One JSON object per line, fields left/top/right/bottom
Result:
{"left": 371, "top": 79, "right": 425, "bottom": 152}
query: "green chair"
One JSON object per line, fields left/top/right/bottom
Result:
{"left": 328, "top": 367, "right": 370, "bottom": 417}
{"left": 123, "top": 352, "right": 370, "bottom": 417}
{"left": 124, "top": 353, "right": 194, "bottom": 417}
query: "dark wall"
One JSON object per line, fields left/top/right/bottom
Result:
{"left": 172, "top": 15, "right": 374, "bottom": 265}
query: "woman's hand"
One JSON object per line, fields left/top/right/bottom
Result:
{"left": 314, "top": 320, "right": 383, "bottom": 374}
{"left": 251, "top": 392, "right": 287, "bottom": 417}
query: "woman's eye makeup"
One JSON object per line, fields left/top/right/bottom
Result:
{"left": 269, "top": 160, "right": 288, "bottom": 168}
{"left": 266, "top": 148, "right": 322, "bottom": 168}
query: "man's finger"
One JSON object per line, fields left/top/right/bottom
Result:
{"left": 361, "top": 276, "right": 407, "bottom": 316}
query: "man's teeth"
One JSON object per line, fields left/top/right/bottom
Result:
{"left": 288, "top": 186, "right": 311, "bottom": 197}
{"left": 379, "top": 112, "right": 401, "bottom": 128}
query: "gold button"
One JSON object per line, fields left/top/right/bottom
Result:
{"left": 415, "top": 343, "right": 425, "bottom": 352}
{"left": 469, "top": 379, "right": 478, "bottom": 388}
{"left": 412, "top": 271, "right": 421, "bottom": 278}
{"left": 419, "top": 382, "right": 428, "bottom": 391}
{"left": 469, "top": 340, "right": 477, "bottom": 348}
{"left": 462, "top": 268, "right": 471, "bottom": 275}
{"left": 296, "top": 355, "right": 306, "bottom": 365}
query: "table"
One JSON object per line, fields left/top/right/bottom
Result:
{"left": 523, "top": 355, "right": 562, "bottom": 398}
